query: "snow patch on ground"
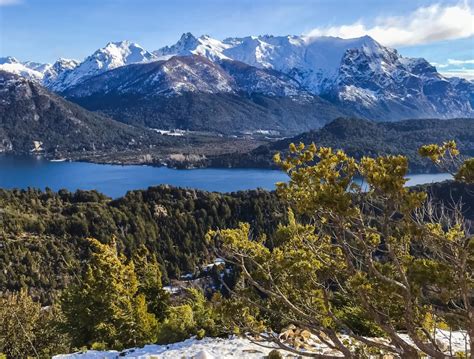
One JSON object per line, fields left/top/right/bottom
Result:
{"left": 52, "top": 330, "right": 469, "bottom": 359}
{"left": 53, "top": 337, "right": 279, "bottom": 359}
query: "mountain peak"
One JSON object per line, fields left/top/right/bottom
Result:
{"left": 180, "top": 32, "right": 197, "bottom": 41}
{"left": 154, "top": 33, "right": 229, "bottom": 61}
{"left": 43, "top": 41, "right": 157, "bottom": 91}
{"left": 0, "top": 56, "right": 19, "bottom": 65}
{"left": 0, "top": 56, "right": 45, "bottom": 81}
{"left": 103, "top": 40, "right": 140, "bottom": 50}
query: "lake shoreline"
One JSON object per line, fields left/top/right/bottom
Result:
{"left": 10, "top": 151, "right": 450, "bottom": 176}
{"left": 0, "top": 154, "right": 453, "bottom": 198}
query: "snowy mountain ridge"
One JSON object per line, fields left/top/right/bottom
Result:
{"left": 154, "top": 33, "right": 421, "bottom": 94}
{"left": 63, "top": 55, "right": 311, "bottom": 98}
{"left": 46, "top": 41, "right": 158, "bottom": 91}
{"left": 3, "top": 33, "right": 474, "bottom": 120}
{"left": 1, "top": 41, "right": 158, "bottom": 91}
{"left": 0, "top": 56, "right": 48, "bottom": 82}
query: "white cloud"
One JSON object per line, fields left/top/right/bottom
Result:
{"left": 0, "top": 0, "right": 22, "bottom": 5}
{"left": 447, "top": 58, "right": 474, "bottom": 65}
{"left": 305, "top": 2, "right": 474, "bottom": 47}
{"left": 441, "top": 69, "right": 474, "bottom": 80}
{"left": 431, "top": 62, "right": 449, "bottom": 68}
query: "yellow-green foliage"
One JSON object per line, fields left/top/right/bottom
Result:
{"left": 156, "top": 288, "right": 225, "bottom": 344}
{"left": 418, "top": 140, "right": 459, "bottom": 163}
{"left": 419, "top": 140, "right": 473, "bottom": 183}
{"left": 133, "top": 244, "right": 170, "bottom": 320}
{"left": 0, "top": 290, "right": 69, "bottom": 358}
{"left": 61, "top": 238, "right": 158, "bottom": 350}
{"left": 157, "top": 304, "right": 195, "bottom": 344}
{"left": 455, "top": 158, "right": 474, "bottom": 183}
{"left": 211, "top": 141, "right": 473, "bottom": 357}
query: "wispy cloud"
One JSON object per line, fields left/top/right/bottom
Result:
{"left": 431, "top": 62, "right": 449, "bottom": 69}
{"left": 432, "top": 59, "right": 474, "bottom": 80}
{"left": 0, "top": 0, "right": 22, "bottom": 6}
{"left": 447, "top": 58, "right": 474, "bottom": 65}
{"left": 441, "top": 69, "right": 474, "bottom": 80}
{"left": 304, "top": 2, "right": 474, "bottom": 47}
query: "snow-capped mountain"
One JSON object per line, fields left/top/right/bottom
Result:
{"left": 46, "top": 41, "right": 158, "bottom": 91}
{"left": 154, "top": 34, "right": 390, "bottom": 93}
{"left": 153, "top": 33, "right": 474, "bottom": 119}
{"left": 0, "top": 56, "right": 48, "bottom": 82}
{"left": 42, "top": 58, "right": 80, "bottom": 90}
{"left": 327, "top": 43, "right": 473, "bottom": 119}
{"left": 1, "top": 41, "right": 157, "bottom": 91}
{"left": 154, "top": 32, "right": 231, "bottom": 61}
{"left": 61, "top": 55, "right": 344, "bottom": 134}
{"left": 3, "top": 33, "right": 473, "bottom": 123}
{"left": 63, "top": 55, "right": 309, "bottom": 98}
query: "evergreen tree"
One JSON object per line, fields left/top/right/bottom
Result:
{"left": 133, "top": 244, "right": 170, "bottom": 320}
{"left": 61, "top": 238, "right": 158, "bottom": 350}
{"left": 0, "top": 290, "right": 69, "bottom": 358}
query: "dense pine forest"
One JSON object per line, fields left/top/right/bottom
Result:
{"left": 1, "top": 180, "right": 472, "bottom": 303}
{"left": 0, "top": 185, "right": 287, "bottom": 302}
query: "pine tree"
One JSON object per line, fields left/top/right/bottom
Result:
{"left": 133, "top": 244, "right": 169, "bottom": 321}
{"left": 61, "top": 238, "right": 158, "bottom": 350}
{"left": 0, "top": 290, "right": 40, "bottom": 358}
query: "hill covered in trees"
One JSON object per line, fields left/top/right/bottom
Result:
{"left": 0, "top": 186, "right": 287, "bottom": 303}
{"left": 208, "top": 118, "right": 474, "bottom": 172}
{"left": 1, "top": 180, "right": 472, "bottom": 304}
{"left": 0, "top": 71, "right": 176, "bottom": 157}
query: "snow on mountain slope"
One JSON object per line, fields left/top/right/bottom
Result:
{"left": 63, "top": 56, "right": 236, "bottom": 97}
{"left": 62, "top": 55, "right": 343, "bottom": 135}
{"left": 0, "top": 57, "right": 47, "bottom": 82}
{"left": 63, "top": 55, "right": 312, "bottom": 98}
{"left": 330, "top": 45, "right": 473, "bottom": 119}
{"left": 155, "top": 33, "right": 474, "bottom": 119}
{"left": 3, "top": 33, "right": 473, "bottom": 120}
{"left": 47, "top": 41, "right": 158, "bottom": 91}
{"left": 21, "top": 60, "right": 51, "bottom": 73}
{"left": 155, "top": 34, "right": 386, "bottom": 93}
{"left": 42, "top": 58, "right": 80, "bottom": 90}
{"left": 154, "top": 32, "right": 231, "bottom": 61}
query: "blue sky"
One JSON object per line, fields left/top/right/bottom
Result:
{"left": 1, "top": 0, "right": 473, "bottom": 78}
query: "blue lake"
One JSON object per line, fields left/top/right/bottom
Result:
{"left": 0, "top": 155, "right": 452, "bottom": 198}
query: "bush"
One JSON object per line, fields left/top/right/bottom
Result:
{"left": 156, "top": 289, "right": 226, "bottom": 344}
{"left": 0, "top": 290, "right": 70, "bottom": 358}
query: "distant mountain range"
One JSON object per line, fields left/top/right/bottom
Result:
{"left": 1, "top": 33, "right": 473, "bottom": 135}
